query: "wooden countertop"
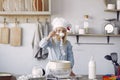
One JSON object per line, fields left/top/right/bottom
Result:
{"left": 79, "top": 75, "right": 102, "bottom": 80}
{"left": 13, "top": 75, "right": 103, "bottom": 80}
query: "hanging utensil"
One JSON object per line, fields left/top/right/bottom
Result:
{"left": 111, "top": 52, "right": 119, "bottom": 76}
{"left": 104, "top": 55, "right": 112, "bottom": 60}
{"left": 111, "top": 52, "right": 119, "bottom": 66}
{"left": 0, "top": 18, "right": 10, "bottom": 44}
{"left": 10, "top": 19, "right": 22, "bottom": 46}
{"left": 105, "top": 53, "right": 119, "bottom": 76}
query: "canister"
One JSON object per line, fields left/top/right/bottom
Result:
{"left": 114, "top": 27, "right": 119, "bottom": 35}
{"left": 117, "top": 0, "right": 120, "bottom": 10}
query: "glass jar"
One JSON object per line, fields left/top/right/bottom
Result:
{"left": 117, "top": 0, "right": 120, "bottom": 10}
{"left": 32, "top": 66, "right": 44, "bottom": 78}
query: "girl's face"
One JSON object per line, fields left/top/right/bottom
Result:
{"left": 56, "top": 27, "right": 67, "bottom": 35}
{"left": 55, "top": 27, "right": 67, "bottom": 39}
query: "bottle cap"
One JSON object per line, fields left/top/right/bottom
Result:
{"left": 90, "top": 56, "right": 94, "bottom": 61}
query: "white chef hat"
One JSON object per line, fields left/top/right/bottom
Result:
{"left": 51, "top": 17, "right": 71, "bottom": 31}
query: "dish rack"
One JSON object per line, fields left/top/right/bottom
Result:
{"left": 0, "top": 0, "right": 51, "bottom": 16}
{"left": 0, "top": 0, "right": 51, "bottom": 23}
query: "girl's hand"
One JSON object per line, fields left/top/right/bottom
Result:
{"left": 47, "top": 31, "right": 56, "bottom": 40}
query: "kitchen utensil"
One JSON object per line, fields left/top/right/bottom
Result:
{"left": 10, "top": 20, "right": 22, "bottom": 46}
{"left": 113, "top": 63, "right": 119, "bottom": 75}
{"left": 104, "top": 54, "right": 119, "bottom": 75}
{"left": 117, "top": 66, "right": 120, "bottom": 76}
{"left": 0, "top": 19, "right": 10, "bottom": 44}
{"left": 110, "top": 52, "right": 119, "bottom": 75}
{"left": 104, "top": 55, "right": 112, "bottom": 60}
{"left": 111, "top": 52, "right": 119, "bottom": 66}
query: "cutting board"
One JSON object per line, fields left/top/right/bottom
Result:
{"left": 0, "top": 27, "right": 10, "bottom": 44}
{"left": 10, "top": 26, "right": 22, "bottom": 46}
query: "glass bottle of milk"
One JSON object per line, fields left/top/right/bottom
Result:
{"left": 83, "top": 15, "right": 89, "bottom": 34}
{"left": 88, "top": 56, "right": 96, "bottom": 79}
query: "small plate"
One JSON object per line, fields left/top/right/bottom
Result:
{"left": 104, "top": 23, "right": 114, "bottom": 33}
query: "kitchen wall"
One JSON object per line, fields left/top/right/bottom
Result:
{"left": 0, "top": 0, "right": 120, "bottom": 75}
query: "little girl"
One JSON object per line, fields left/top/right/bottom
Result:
{"left": 39, "top": 17, "right": 75, "bottom": 76}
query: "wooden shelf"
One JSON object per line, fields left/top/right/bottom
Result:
{"left": 0, "top": 11, "right": 51, "bottom": 16}
{"left": 104, "top": 9, "right": 120, "bottom": 21}
{"left": 68, "top": 33, "right": 120, "bottom": 37}
{"left": 68, "top": 34, "right": 120, "bottom": 44}
{"left": 105, "top": 9, "right": 120, "bottom": 12}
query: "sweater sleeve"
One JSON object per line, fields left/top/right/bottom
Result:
{"left": 39, "top": 37, "right": 51, "bottom": 48}
{"left": 67, "top": 41, "right": 74, "bottom": 68}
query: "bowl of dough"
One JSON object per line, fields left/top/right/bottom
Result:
{"left": 46, "top": 60, "right": 71, "bottom": 78}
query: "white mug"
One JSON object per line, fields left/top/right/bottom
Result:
{"left": 79, "top": 28, "right": 85, "bottom": 34}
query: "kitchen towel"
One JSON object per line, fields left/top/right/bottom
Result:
{"left": 32, "top": 22, "right": 48, "bottom": 60}
{"left": 43, "top": 20, "right": 49, "bottom": 37}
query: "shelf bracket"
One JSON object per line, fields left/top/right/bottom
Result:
{"left": 75, "top": 35, "right": 111, "bottom": 44}
{"left": 107, "top": 36, "right": 110, "bottom": 44}
{"left": 117, "top": 11, "right": 119, "bottom": 21}
{"left": 76, "top": 35, "right": 79, "bottom": 44}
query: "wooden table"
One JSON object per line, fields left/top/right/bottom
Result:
{"left": 47, "top": 75, "right": 102, "bottom": 80}
{"left": 15, "top": 75, "right": 103, "bottom": 80}
{"left": 79, "top": 75, "right": 102, "bottom": 80}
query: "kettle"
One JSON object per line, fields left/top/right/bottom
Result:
{"left": 32, "top": 66, "right": 45, "bottom": 78}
